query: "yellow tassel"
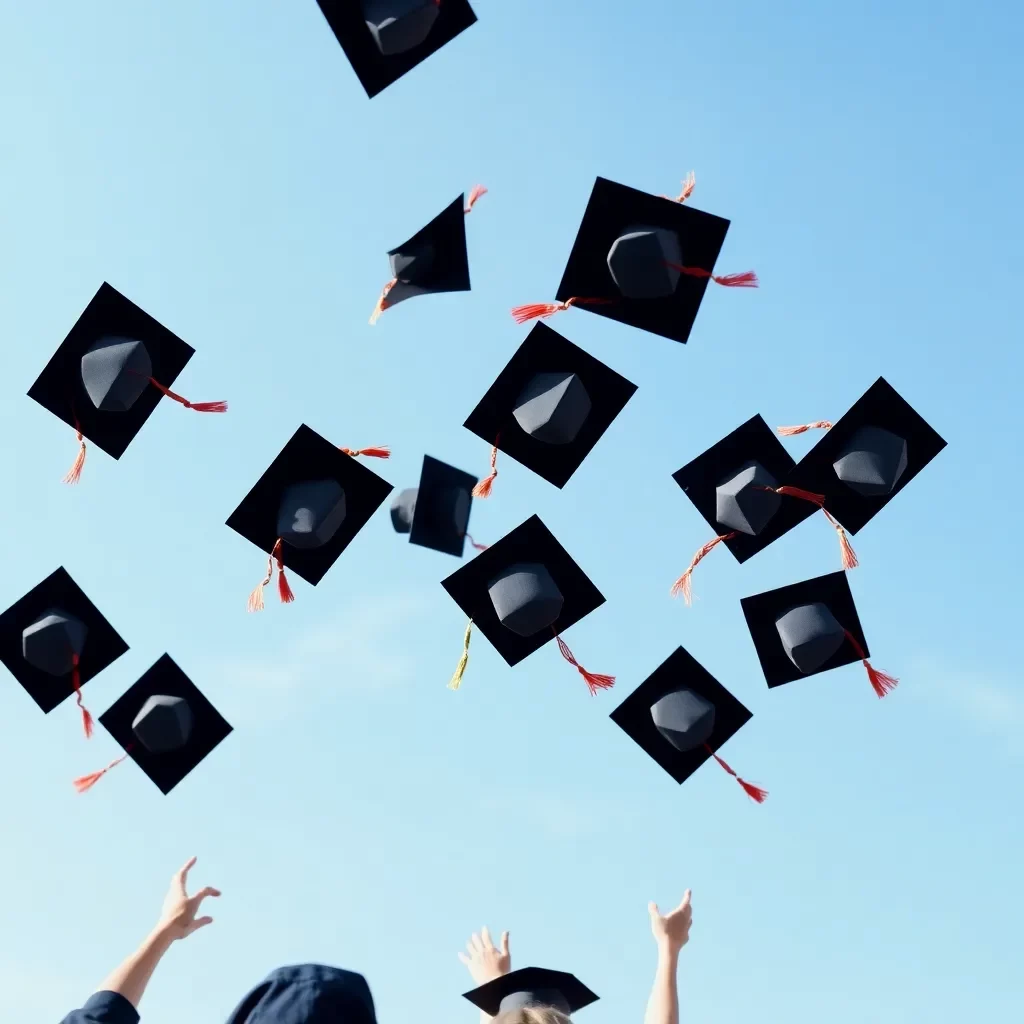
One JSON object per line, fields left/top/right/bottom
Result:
{"left": 448, "top": 620, "right": 473, "bottom": 691}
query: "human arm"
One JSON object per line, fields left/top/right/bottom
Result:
{"left": 643, "top": 890, "right": 692, "bottom": 1024}
{"left": 458, "top": 927, "right": 511, "bottom": 1024}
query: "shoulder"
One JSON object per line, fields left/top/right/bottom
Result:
{"left": 60, "top": 991, "right": 141, "bottom": 1024}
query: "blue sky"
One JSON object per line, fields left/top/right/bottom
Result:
{"left": 0, "top": 1, "right": 1022, "bottom": 1021}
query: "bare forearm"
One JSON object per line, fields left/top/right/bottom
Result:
{"left": 97, "top": 926, "right": 175, "bottom": 1010}
{"left": 643, "top": 944, "right": 680, "bottom": 1024}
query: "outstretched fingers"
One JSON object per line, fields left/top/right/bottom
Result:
{"left": 500, "top": 930, "right": 510, "bottom": 955}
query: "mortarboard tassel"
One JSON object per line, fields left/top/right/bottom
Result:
{"left": 555, "top": 634, "right": 615, "bottom": 695}
{"left": 63, "top": 427, "right": 87, "bottom": 485}
{"left": 660, "top": 171, "right": 696, "bottom": 203}
{"left": 369, "top": 279, "right": 397, "bottom": 326}
{"left": 448, "top": 620, "right": 473, "bottom": 690}
{"left": 670, "top": 533, "right": 738, "bottom": 606}
{"left": 464, "top": 533, "right": 489, "bottom": 551}
{"left": 146, "top": 378, "right": 228, "bottom": 413}
{"left": 472, "top": 436, "right": 500, "bottom": 498}
{"left": 74, "top": 745, "right": 133, "bottom": 793}
{"left": 248, "top": 538, "right": 294, "bottom": 613}
{"left": 704, "top": 744, "right": 768, "bottom": 803}
{"left": 71, "top": 654, "right": 94, "bottom": 739}
{"left": 767, "top": 486, "right": 859, "bottom": 570}
{"left": 665, "top": 262, "right": 759, "bottom": 288}
{"left": 339, "top": 445, "right": 391, "bottom": 459}
{"left": 464, "top": 184, "right": 488, "bottom": 213}
{"left": 510, "top": 296, "right": 615, "bottom": 326}
{"left": 844, "top": 630, "right": 899, "bottom": 698}
{"left": 777, "top": 420, "right": 833, "bottom": 436}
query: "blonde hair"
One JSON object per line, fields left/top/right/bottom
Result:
{"left": 493, "top": 1009, "right": 572, "bottom": 1024}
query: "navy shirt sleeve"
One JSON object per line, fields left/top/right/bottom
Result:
{"left": 59, "top": 991, "right": 140, "bottom": 1024}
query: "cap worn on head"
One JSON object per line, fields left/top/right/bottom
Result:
{"left": 405, "top": 455, "right": 478, "bottom": 557}
{"left": 132, "top": 694, "right": 194, "bottom": 754}
{"left": 464, "top": 323, "right": 637, "bottom": 490}
{"left": 315, "top": 0, "right": 476, "bottom": 99}
{"left": 81, "top": 337, "right": 153, "bottom": 412}
{"left": 463, "top": 968, "right": 599, "bottom": 1018}
{"left": 488, "top": 563, "right": 565, "bottom": 637}
{"left": 277, "top": 480, "right": 348, "bottom": 551}
{"left": 225, "top": 963, "right": 377, "bottom": 1024}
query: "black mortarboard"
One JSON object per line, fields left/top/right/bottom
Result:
{"left": 463, "top": 967, "right": 599, "bottom": 1018}
{"left": 610, "top": 646, "right": 766, "bottom": 801}
{"left": 226, "top": 425, "right": 393, "bottom": 610}
{"left": 441, "top": 515, "right": 613, "bottom": 693}
{"left": 511, "top": 175, "right": 756, "bottom": 345}
{"left": 27, "top": 282, "right": 226, "bottom": 482}
{"left": 315, "top": 0, "right": 477, "bottom": 99}
{"left": 391, "top": 455, "right": 480, "bottom": 557}
{"left": 463, "top": 322, "right": 637, "bottom": 494}
{"left": 783, "top": 377, "right": 947, "bottom": 535}
{"left": 369, "top": 187, "right": 486, "bottom": 323}
{"left": 75, "top": 654, "right": 233, "bottom": 795}
{"left": 225, "top": 964, "right": 377, "bottom": 1024}
{"left": 741, "top": 570, "right": 899, "bottom": 697}
{"left": 0, "top": 567, "right": 128, "bottom": 739}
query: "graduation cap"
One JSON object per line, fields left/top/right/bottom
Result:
{"left": 463, "top": 323, "right": 637, "bottom": 496}
{"left": 390, "top": 455, "right": 486, "bottom": 557}
{"left": 224, "top": 964, "right": 377, "bottom": 1024}
{"left": 441, "top": 515, "right": 613, "bottom": 694}
{"left": 741, "top": 570, "right": 898, "bottom": 697}
{"left": 315, "top": 0, "right": 477, "bottom": 99}
{"left": 779, "top": 377, "right": 947, "bottom": 534}
{"left": 73, "top": 654, "right": 233, "bottom": 795}
{"left": 463, "top": 967, "right": 599, "bottom": 1018}
{"left": 670, "top": 416, "right": 857, "bottom": 605}
{"left": 226, "top": 426, "right": 393, "bottom": 610}
{"left": 610, "top": 646, "right": 767, "bottom": 802}
{"left": 0, "top": 567, "right": 129, "bottom": 740}
{"left": 511, "top": 174, "right": 756, "bottom": 345}
{"left": 27, "top": 282, "right": 227, "bottom": 484}
{"left": 369, "top": 186, "right": 486, "bottom": 324}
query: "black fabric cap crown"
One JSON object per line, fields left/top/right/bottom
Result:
{"left": 650, "top": 689, "right": 716, "bottom": 752}
{"left": 81, "top": 337, "right": 153, "bottom": 413}
{"left": 363, "top": 0, "right": 440, "bottom": 56}
{"left": 833, "top": 425, "right": 909, "bottom": 498}
{"left": 775, "top": 602, "right": 847, "bottom": 675}
{"left": 513, "top": 372, "right": 592, "bottom": 445}
{"left": 714, "top": 459, "right": 781, "bottom": 537}
{"left": 277, "top": 479, "right": 348, "bottom": 551}
{"left": 487, "top": 563, "right": 565, "bottom": 638}
{"left": 606, "top": 225, "right": 682, "bottom": 299}
{"left": 390, "top": 488, "right": 418, "bottom": 534}
{"left": 132, "top": 694, "right": 195, "bottom": 754}
{"left": 22, "top": 609, "right": 88, "bottom": 677}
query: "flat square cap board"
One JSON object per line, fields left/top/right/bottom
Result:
{"left": 224, "top": 964, "right": 377, "bottom": 1024}
{"left": 397, "top": 455, "right": 478, "bottom": 557}
{"left": 441, "top": 515, "right": 605, "bottom": 667}
{"left": 786, "top": 377, "right": 947, "bottom": 534}
{"left": 609, "top": 646, "right": 754, "bottom": 786}
{"left": 0, "top": 566, "right": 128, "bottom": 715}
{"left": 672, "top": 414, "right": 818, "bottom": 563}
{"left": 463, "top": 967, "right": 598, "bottom": 1017}
{"left": 552, "top": 177, "right": 732, "bottom": 344}
{"left": 27, "top": 282, "right": 195, "bottom": 459}
{"left": 93, "top": 654, "right": 232, "bottom": 795}
{"left": 226, "top": 424, "right": 394, "bottom": 586}
{"left": 464, "top": 322, "right": 637, "bottom": 489}
{"left": 316, "top": 0, "right": 478, "bottom": 98}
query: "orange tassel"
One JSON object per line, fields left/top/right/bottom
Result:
{"left": 844, "top": 631, "right": 898, "bottom": 698}
{"left": 464, "top": 184, "right": 488, "bottom": 213}
{"left": 510, "top": 296, "right": 615, "bottom": 325}
{"left": 63, "top": 429, "right": 87, "bottom": 485}
{"left": 472, "top": 440, "right": 499, "bottom": 499}
{"left": 148, "top": 378, "right": 227, "bottom": 413}
{"left": 666, "top": 262, "right": 759, "bottom": 288}
{"left": 74, "top": 747, "right": 132, "bottom": 793}
{"left": 248, "top": 539, "right": 293, "bottom": 612}
{"left": 771, "top": 487, "right": 858, "bottom": 570}
{"left": 704, "top": 745, "right": 768, "bottom": 803}
{"left": 777, "top": 421, "right": 833, "bottom": 436}
{"left": 670, "top": 533, "right": 737, "bottom": 606}
{"left": 277, "top": 564, "right": 295, "bottom": 605}
{"left": 660, "top": 171, "right": 696, "bottom": 203}
{"left": 340, "top": 446, "right": 391, "bottom": 459}
{"left": 464, "top": 533, "right": 489, "bottom": 551}
{"left": 555, "top": 635, "right": 615, "bottom": 694}
{"left": 70, "top": 654, "right": 93, "bottom": 739}
{"left": 369, "top": 278, "right": 397, "bottom": 325}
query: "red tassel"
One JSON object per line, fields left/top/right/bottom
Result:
{"left": 511, "top": 297, "right": 615, "bottom": 325}
{"left": 277, "top": 564, "right": 295, "bottom": 605}
{"left": 63, "top": 429, "right": 87, "bottom": 485}
{"left": 74, "top": 746, "right": 132, "bottom": 793}
{"left": 369, "top": 278, "right": 397, "bottom": 325}
{"left": 464, "top": 184, "right": 488, "bottom": 213}
{"left": 660, "top": 171, "right": 696, "bottom": 203}
{"left": 340, "top": 446, "right": 391, "bottom": 459}
{"left": 666, "top": 263, "right": 759, "bottom": 288}
{"left": 771, "top": 487, "right": 858, "bottom": 570}
{"left": 70, "top": 654, "right": 93, "bottom": 739}
{"left": 555, "top": 635, "right": 615, "bottom": 694}
{"left": 844, "top": 630, "right": 899, "bottom": 698}
{"left": 148, "top": 378, "right": 227, "bottom": 413}
{"left": 670, "top": 533, "right": 737, "bottom": 606}
{"left": 472, "top": 438, "right": 499, "bottom": 499}
{"left": 464, "top": 533, "right": 489, "bottom": 551}
{"left": 777, "top": 421, "right": 833, "bottom": 436}
{"left": 704, "top": 745, "right": 768, "bottom": 803}
{"left": 248, "top": 539, "right": 294, "bottom": 611}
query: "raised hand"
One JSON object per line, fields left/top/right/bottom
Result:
{"left": 458, "top": 926, "right": 512, "bottom": 986}
{"left": 156, "top": 856, "right": 221, "bottom": 941}
{"left": 648, "top": 889, "right": 692, "bottom": 953}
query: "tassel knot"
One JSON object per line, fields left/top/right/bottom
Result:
{"left": 464, "top": 184, "right": 488, "bottom": 213}
{"left": 510, "top": 296, "right": 615, "bottom": 325}
{"left": 63, "top": 427, "right": 87, "bottom": 485}
{"left": 248, "top": 538, "right": 294, "bottom": 612}
{"left": 472, "top": 439, "right": 499, "bottom": 498}
{"left": 340, "top": 446, "right": 390, "bottom": 459}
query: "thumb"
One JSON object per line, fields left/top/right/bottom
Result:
{"left": 678, "top": 889, "right": 692, "bottom": 911}
{"left": 188, "top": 916, "right": 214, "bottom": 934}
{"left": 648, "top": 901, "right": 660, "bottom": 919}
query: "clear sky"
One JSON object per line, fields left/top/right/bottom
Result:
{"left": 0, "top": 1, "right": 1021, "bottom": 1022}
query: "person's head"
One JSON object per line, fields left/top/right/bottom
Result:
{"left": 494, "top": 1008, "right": 572, "bottom": 1024}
